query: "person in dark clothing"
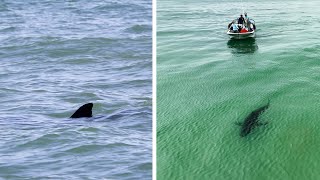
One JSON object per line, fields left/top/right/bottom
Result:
{"left": 238, "top": 14, "right": 245, "bottom": 25}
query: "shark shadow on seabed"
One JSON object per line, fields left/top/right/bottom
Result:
{"left": 236, "top": 100, "right": 270, "bottom": 137}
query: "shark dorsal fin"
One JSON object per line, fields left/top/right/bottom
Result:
{"left": 70, "top": 103, "right": 93, "bottom": 118}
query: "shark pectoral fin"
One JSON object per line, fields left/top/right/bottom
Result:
{"left": 256, "top": 122, "right": 268, "bottom": 126}
{"left": 235, "top": 122, "right": 243, "bottom": 126}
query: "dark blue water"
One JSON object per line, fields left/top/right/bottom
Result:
{"left": 0, "top": 0, "right": 152, "bottom": 179}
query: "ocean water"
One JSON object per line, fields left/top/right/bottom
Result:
{"left": 157, "top": 0, "right": 320, "bottom": 179}
{"left": 0, "top": 0, "right": 152, "bottom": 179}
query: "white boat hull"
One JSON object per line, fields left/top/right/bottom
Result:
{"left": 227, "top": 31, "right": 255, "bottom": 39}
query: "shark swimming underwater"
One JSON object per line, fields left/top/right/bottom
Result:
{"left": 238, "top": 100, "right": 270, "bottom": 137}
{"left": 70, "top": 103, "right": 93, "bottom": 118}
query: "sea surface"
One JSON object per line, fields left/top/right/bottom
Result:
{"left": 157, "top": 0, "right": 320, "bottom": 179}
{"left": 0, "top": 0, "right": 152, "bottom": 179}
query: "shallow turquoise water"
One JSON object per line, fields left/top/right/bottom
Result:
{"left": 157, "top": 0, "right": 320, "bottom": 179}
{"left": 0, "top": 0, "right": 152, "bottom": 179}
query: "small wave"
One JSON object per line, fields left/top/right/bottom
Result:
{"left": 65, "top": 143, "right": 133, "bottom": 154}
{"left": 0, "top": 3, "right": 9, "bottom": 12}
{"left": 34, "top": 37, "right": 118, "bottom": 56}
{"left": 63, "top": 58, "right": 96, "bottom": 64}
{"left": 105, "top": 142, "right": 134, "bottom": 148}
{"left": 0, "top": 26, "right": 16, "bottom": 32}
{"left": 65, "top": 144, "right": 107, "bottom": 154}
{"left": 62, "top": 93, "right": 102, "bottom": 104}
{"left": 92, "top": 3, "right": 144, "bottom": 12}
{"left": 126, "top": 25, "right": 151, "bottom": 34}
{"left": 47, "top": 112, "right": 70, "bottom": 119}
{"left": 134, "top": 162, "right": 152, "bottom": 171}
{"left": 78, "top": 127, "right": 100, "bottom": 132}
{"left": 17, "top": 134, "right": 61, "bottom": 148}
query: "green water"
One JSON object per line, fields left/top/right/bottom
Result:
{"left": 157, "top": 0, "right": 320, "bottom": 179}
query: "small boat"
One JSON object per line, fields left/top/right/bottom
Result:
{"left": 227, "top": 18, "right": 256, "bottom": 39}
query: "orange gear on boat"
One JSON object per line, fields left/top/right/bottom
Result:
{"left": 240, "top": 28, "right": 248, "bottom": 33}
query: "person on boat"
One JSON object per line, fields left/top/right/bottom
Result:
{"left": 244, "top": 12, "right": 251, "bottom": 31}
{"left": 244, "top": 12, "right": 249, "bottom": 21}
{"left": 238, "top": 14, "right": 245, "bottom": 25}
{"left": 231, "top": 23, "right": 239, "bottom": 32}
